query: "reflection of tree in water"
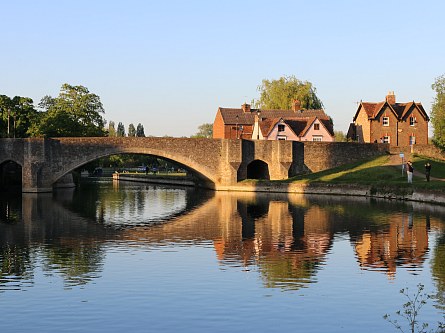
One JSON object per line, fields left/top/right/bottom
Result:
{"left": 432, "top": 231, "right": 445, "bottom": 310}
{"left": 0, "top": 191, "right": 113, "bottom": 289}
{"left": 0, "top": 245, "right": 34, "bottom": 290}
{"left": 0, "top": 193, "right": 21, "bottom": 224}
{"left": 41, "top": 243, "right": 105, "bottom": 287}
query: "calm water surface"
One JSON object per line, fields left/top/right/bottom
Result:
{"left": 0, "top": 180, "right": 444, "bottom": 332}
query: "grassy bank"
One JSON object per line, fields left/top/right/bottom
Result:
{"left": 242, "top": 154, "right": 445, "bottom": 194}
{"left": 299, "top": 154, "right": 445, "bottom": 193}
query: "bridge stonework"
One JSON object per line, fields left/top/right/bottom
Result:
{"left": 0, "top": 138, "right": 388, "bottom": 193}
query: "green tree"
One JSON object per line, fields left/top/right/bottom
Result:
{"left": 256, "top": 75, "right": 323, "bottom": 110}
{"left": 108, "top": 121, "right": 116, "bottom": 137}
{"left": 431, "top": 74, "right": 445, "bottom": 149}
{"left": 191, "top": 123, "right": 213, "bottom": 138}
{"left": 136, "top": 123, "right": 145, "bottom": 137}
{"left": 116, "top": 122, "right": 125, "bottom": 137}
{"left": 334, "top": 130, "right": 346, "bottom": 142}
{"left": 0, "top": 95, "right": 37, "bottom": 138}
{"left": 28, "top": 83, "right": 106, "bottom": 137}
{"left": 128, "top": 123, "right": 136, "bottom": 137}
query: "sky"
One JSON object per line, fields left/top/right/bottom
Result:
{"left": 1, "top": 0, "right": 444, "bottom": 137}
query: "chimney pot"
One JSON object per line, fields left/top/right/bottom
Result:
{"left": 241, "top": 103, "right": 251, "bottom": 113}
{"left": 386, "top": 91, "right": 396, "bottom": 104}
{"left": 292, "top": 99, "right": 301, "bottom": 111}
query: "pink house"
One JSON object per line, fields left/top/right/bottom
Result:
{"left": 252, "top": 115, "right": 334, "bottom": 142}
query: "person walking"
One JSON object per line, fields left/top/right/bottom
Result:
{"left": 425, "top": 162, "right": 431, "bottom": 182}
{"left": 407, "top": 161, "right": 414, "bottom": 184}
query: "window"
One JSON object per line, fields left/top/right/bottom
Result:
{"left": 312, "top": 135, "right": 323, "bottom": 142}
{"left": 383, "top": 136, "right": 390, "bottom": 143}
{"left": 382, "top": 117, "right": 389, "bottom": 126}
{"left": 278, "top": 124, "right": 285, "bottom": 132}
{"left": 314, "top": 123, "right": 320, "bottom": 130}
{"left": 409, "top": 117, "right": 415, "bottom": 126}
{"left": 277, "top": 136, "right": 286, "bottom": 140}
{"left": 409, "top": 135, "right": 416, "bottom": 145}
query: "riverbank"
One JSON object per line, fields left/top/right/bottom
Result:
{"left": 112, "top": 172, "right": 195, "bottom": 187}
{"left": 216, "top": 181, "right": 445, "bottom": 205}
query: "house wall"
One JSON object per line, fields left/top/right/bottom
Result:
{"left": 370, "top": 106, "right": 398, "bottom": 144}
{"left": 301, "top": 119, "right": 334, "bottom": 142}
{"left": 213, "top": 112, "right": 225, "bottom": 139}
{"left": 266, "top": 123, "right": 299, "bottom": 141}
{"left": 397, "top": 108, "right": 429, "bottom": 145}
{"left": 355, "top": 108, "right": 370, "bottom": 142}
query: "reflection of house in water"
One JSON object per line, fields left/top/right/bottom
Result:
{"left": 213, "top": 197, "right": 334, "bottom": 289}
{"left": 354, "top": 212, "right": 430, "bottom": 277}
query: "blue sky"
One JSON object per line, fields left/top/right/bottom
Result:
{"left": 1, "top": 0, "right": 444, "bottom": 136}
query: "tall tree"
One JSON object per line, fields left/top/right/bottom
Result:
{"left": 108, "top": 121, "right": 116, "bottom": 137}
{"left": 431, "top": 74, "right": 445, "bottom": 148}
{"left": 128, "top": 123, "right": 136, "bottom": 137}
{"left": 136, "top": 123, "right": 145, "bottom": 137}
{"left": 0, "top": 95, "right": 14, "bottom": 137}
{"left": 191, "top": 123, "right": 213, "bottom": 138}
{"left": 256, "top": 75, "right": 323, "bottom": 110}
{"left": 116, "top": 122, "right": 125, "bottom": 137}
{"left": 0, "top": 95, "right": 37, "bottom": 138}
{"left": 28, "top": 83, "right": 106, "bottom": 137}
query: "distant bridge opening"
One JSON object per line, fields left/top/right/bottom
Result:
{"left": 246, "top": 160, "right": 270, "bottom": 180}
{"left": 70, "top": 153, "right": 213, "bottom": 188}
{"left": 0, "top": 160, "right": 22, "bottom": 192}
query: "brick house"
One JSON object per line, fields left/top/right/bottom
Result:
{"left": 347, "top": 92, "right": 429, "bottom": 146}
{"left": 213, "top": 100, "right": 334, "bottom": 141}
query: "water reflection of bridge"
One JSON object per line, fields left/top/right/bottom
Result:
{"left": 0, "top": 190, "right": 444, "bottom": 290}
{"left": 121, "top": 192, "right": 445, "bottom": 284}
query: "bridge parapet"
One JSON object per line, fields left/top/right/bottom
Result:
{"left": 0, "top": 138, "right": 389, "bottom": 192}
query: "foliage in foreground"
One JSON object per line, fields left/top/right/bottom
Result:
{"left": 384, "top": 283, "right": 444, "bottom": 333}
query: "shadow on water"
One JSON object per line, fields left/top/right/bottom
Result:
{"left": 0, "top": 182, "right": 444, "bottom": 298}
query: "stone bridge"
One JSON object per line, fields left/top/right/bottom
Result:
{"left": 0, "top": 137, "right": 388, "bottom": 192}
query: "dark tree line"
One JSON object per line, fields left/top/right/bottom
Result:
{"left": 0, "top": 83, "right": 146, "bottom": 138}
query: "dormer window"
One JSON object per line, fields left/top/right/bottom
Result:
{"left": 314, "top": 123, "right": 320, "bottom": 130}
{"left": 382, "top": 117, "right": 389, "bottom": 126}
{"left": 278, "top": 124, "right": 285, "bottom": 132}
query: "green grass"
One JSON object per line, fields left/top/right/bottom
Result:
{"left": 412, "top": 155, "right": 445, "bottom": 179}
{"left": 281, "top": 154, "right": 445, "bottom": 193}
{"left": 288, "top": 155, "right": 402, "bottom": 184}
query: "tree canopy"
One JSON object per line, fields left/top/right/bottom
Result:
{"left": 28, "top": 84, "right": 106, "bottom": 137}
{"left": 191, "top": 123, "right": 213, "bottom": 138}
{"left": 116, "top": 122, "right": 125, "bottom": 137}
{"left": 128, "top": 123, "right": 136, "bottom": 137}
{"left": 256, "top": 75, "right": 323, "bottom": 110}
{"left": 0, "top": 95, "right": 37, "bottom": 138}
{"left": 136, "top": 123, "right": 145, "bottom": 137}
{"left": 431, "top": 74, "right": 445, "bottom": 148}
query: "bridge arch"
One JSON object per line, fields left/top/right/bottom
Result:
{"left": 51, "top": 146, "right": 217, "bottom": 188}
{"left": 0, "top": 160, "right": 22, "bottom": 191}
{"left": 246, "top": 159, "right": 270, "bottom": 180}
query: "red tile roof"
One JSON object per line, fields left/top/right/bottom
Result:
{"left": 354, "top": 100, "right": 429, "bottom": 121}
{"left": 218, "top": 107, "right": 330, "bottom": 125}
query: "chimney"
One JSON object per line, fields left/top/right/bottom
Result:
{"left": 386, "top": 91, "right": 396, "bottom": 104}
{"left": 292, "top": 99, "right": 301, "bottom": 111}
{"left": 241, "top": 103, "right": 251, "bottom": 113}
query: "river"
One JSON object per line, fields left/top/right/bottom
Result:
{"left": 0, "top": 179, "right": 444, "bottom": 332}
